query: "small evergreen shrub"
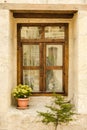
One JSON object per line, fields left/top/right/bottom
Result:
{"left": 38, "top": 94, "right": 75, "bottom": 130}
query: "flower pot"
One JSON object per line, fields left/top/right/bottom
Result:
{"left": 17, "top": 98, "right": 29, "bottom": 109}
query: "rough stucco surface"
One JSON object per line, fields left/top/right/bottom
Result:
{"left": 72, "top": 11, "right": 87, "bottom": 114}
{"left": 0, "top": 9, "right": 11, "bottom": 114}
{"left": 77, "top": 11, "right": 87, "bottom": 114}
{"left": 0, "top": 97, "right": 87, "bottom": 130}
{"left": 0, "top": 96, "right": 87, "bottom": 130}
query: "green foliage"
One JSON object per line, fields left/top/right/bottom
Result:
{"left": 38, "top": 94, "right": 75, "bottom": 130}
{"left": 12, "top": 84, "right": 32, "bottom": 98}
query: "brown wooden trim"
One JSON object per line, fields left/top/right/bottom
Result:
{"left": 63, "top": 24, "right": 68, "bottom": 96}
{"left": 17, "top": 24, "right": 22, "bottom": 84}
{"left": 0, "top": 3, "right": 87, "bottom": 11}
{"left": 43, "top": 28, "right": 46, "bottom": 91}
{"left": 18, "top": 23, "right": 68, "bottom": 27}
{"left": 17, "top": 23, "right": 69, "bottom": 95}
{"left": 21, "top": 39, "right": 65, "bottom": 43}
{"left": 39, "top": 43, "right": 43, "bottom": 91}
{"left": 46, "top": 66, "right": 63, "bottom": 70}
{"left": 13, "top": 10, "right": 77, "bottom": 14}
{"left": 43, "top": 43, "right": 46, "bottom": 91}
{"left": 23, "top": 66, "right": 40, "bottom": 70}
{"left": 13, "top": 13, "right": 74, "bottom": 18}
{"left": 21, "top": 41, "right": 23, "bottom": 84}
{"left": 32, "top": 92, "right": 65, "bottom": 96}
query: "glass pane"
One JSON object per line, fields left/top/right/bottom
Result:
{"left": 23, "top": 45, "right": 39, "bottom": 66}
{"left": 46, "top": 70, "right": 63, "bottom": 92}
{"left": 46, "top": 45, "right": 63, "bottom": 66}
{"left": 21, "top": 27, "right": 42, "bottom": 39}
{"left": 45, "top": 26, "right": 65, "bottom": 39}
{"left": 23, "top": 70, "right": 39, "bottom": 92}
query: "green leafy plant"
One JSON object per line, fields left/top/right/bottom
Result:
{"left": 12, "top": 84, "right": 32, "bottom": 98}
{"left": 38, "top": 94, "right": 75, "bottom": 130}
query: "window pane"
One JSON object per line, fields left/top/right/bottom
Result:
{"left": 45, "top": 26, "right": 65, "bottom": 39}
{"left": 21, "top": 27, "right": 42, "bottom": 39}
{"left": 46, "top": 70, "right": 63, "bottom": 92}
{"left": 46, "top": 45, "right": 63, "bottom": 66}
{"left": 23, "top": 70, "right": 39, "bottom": 92}
{"left": 23, "top": 45, "right": 39, "bottom": 66}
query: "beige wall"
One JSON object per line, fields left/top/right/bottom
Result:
{"left": 0, "top": 0, "right": 87, "bottom": 4}
{"left": 0, "top": 9, "right": 12, "bottom": 114}
{"left": 77, "top": 11, "right": 87, "bottom": 113}
{"left": 72, "top": 11, "right": 87, "bottom": 114}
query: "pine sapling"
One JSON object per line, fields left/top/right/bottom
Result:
{"left": 38, "top": 94, "right": 75, "bottom": 130}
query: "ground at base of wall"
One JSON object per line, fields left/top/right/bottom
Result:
{"left": 0, "top": 106, "right": 87, "bottom": 130}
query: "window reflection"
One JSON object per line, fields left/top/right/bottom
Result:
{"left": 46, "top": 70, "right": 63, "bottom": 92}
{"left": 21, "top": 27, "right": 42, "bottom": 39}
{"left": 46, "top": 45, "right": 63, "bottom": 66}
{"left": 45, "top": 26, "right": 65, "bottom": 39}
{"left": 23, "top": 45, "right": 39, "bottom": 66}
{"left": 23, "top": 70, "right": 39, "bottom": 92}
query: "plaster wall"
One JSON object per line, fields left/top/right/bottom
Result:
{"left": 0, "top": 9, "right": 12, "bottom": 114}
{"left": 72, "top": 11, "right": 87, "bottom": 114}
{"left": 77, "top": 11, "right": 87, "bottom": 113}
{"left": 72, "top": 13, "right": 79, "bottom": 112}
{"left": 0, "top": 0, "right": 87, "bottom": 4}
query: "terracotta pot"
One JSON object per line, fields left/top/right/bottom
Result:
{"left": 17, "top": 98, "right": 29, "bottom": 109}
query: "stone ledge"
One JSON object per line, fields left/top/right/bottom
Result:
{"left": 8, "top": 96, "right": 53, "bottom": 118}
{"left": 1, "top": 96, "right": 87, "bottom": 130}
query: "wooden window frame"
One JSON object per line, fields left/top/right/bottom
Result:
{"left": 17, "top": 23, "right": 68, "bottom": 96}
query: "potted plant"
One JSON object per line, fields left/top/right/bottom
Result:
{"left": 12, "top": 84, "right": 32, "bottom": 109}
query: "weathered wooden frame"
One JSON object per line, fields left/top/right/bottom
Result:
{"left": 17, "top": 23, "right": 68, "bottom": 96}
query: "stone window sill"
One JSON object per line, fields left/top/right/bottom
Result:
{"left": 8, "top": 96, "right": 52, "bottom": 117}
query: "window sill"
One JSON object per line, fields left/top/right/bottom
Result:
{"left": 8, "top": 96, "right": 52, "bottom": 118}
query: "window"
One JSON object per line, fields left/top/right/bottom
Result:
{"left": 17, "top": 23, "right": 68, "bottom": 95}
